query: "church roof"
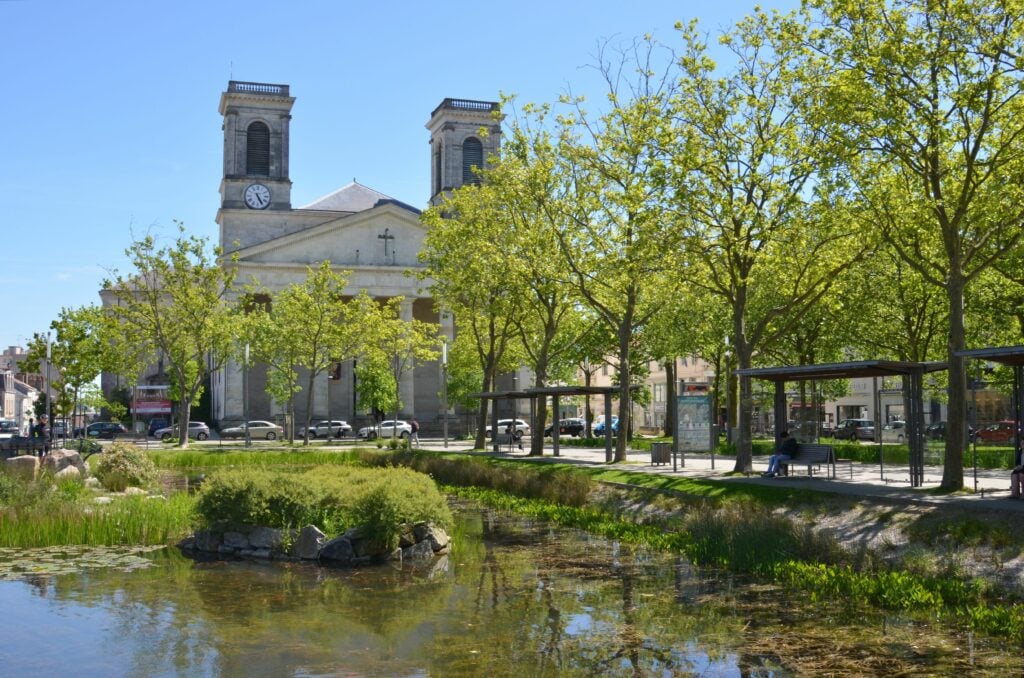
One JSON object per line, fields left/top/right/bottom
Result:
{"left": 299, "top": 181, "right": 420, "bottom": 214}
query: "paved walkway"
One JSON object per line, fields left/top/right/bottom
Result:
{"left": 420, "top": 438, "right": 1024, "bottom": 513}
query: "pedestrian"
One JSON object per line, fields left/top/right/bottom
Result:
{"left": 762, "top": 429, "right": 798, "bottom": 478}
{"left": 410, "top": 418, "right": 419, "bottom": 447}
{"left": 33, "top": 414, "right": 50, "bottom": 456}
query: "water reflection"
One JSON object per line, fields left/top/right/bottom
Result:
{"left": 0, "top": 503, "right": 1019, "bottom": 676}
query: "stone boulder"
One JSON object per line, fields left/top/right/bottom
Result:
{"left": 41, "top": 449, "right": 88, "bottom": 477}
{"left": 402, "top": 539, "right": 434, "bottom": 561}
{"left": 249, "top": 526, "right": 284, "bottom": 549}
{"left": 414, "top": 523, "right": 451, "bottom": 553}
{"left": 4, "top": 455, "right": 39, "bottom": 481}
{"left": 293, "top": 525, "right": 326, "bottom": 560}
{"left": 55, "top": 465, "right": 81, "bottom": 480}
{"left": 319, "top": 535, "right": 355, "bottom": 563}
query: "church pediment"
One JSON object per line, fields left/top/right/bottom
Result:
{"left": 234, "top": 202, "right": 426, "bottom": 269}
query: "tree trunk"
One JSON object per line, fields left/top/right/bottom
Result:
{"left": 942, "top": 273, "right": 967, "bottom": 490}
{"left": 176, "top": 398, "right": 191, "bottom": 449}
{"left": 303, "top": 371, "right": 316, "bottom": 446}
{"left": 731, "top": 293, "right": 753, "bottom": 473}
{"left": 474, "top": 366, "right": 495, "bottom": 450}
{"left": 663, "top": 359, "right": 676, "bottom": 438}
{"left": 615, "top": 322, "right": 632, "bottom": 462}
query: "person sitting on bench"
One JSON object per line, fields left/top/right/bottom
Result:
{"left": 763, "top": 430, "right": 798, "bottom": 478}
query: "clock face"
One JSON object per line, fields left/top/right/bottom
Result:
{"left": 244, "top": 183, "right": 271, "bottom": 209}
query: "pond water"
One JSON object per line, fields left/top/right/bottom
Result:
{"left": 0, "top": 504, "right": 1020, "bottom": 676}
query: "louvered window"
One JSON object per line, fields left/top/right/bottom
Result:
{"left": 462, "top": 137, "right": 482, "bottom": 184}
{"left": 246, "top": 122, "right": 270, "bottom": 176}
{"left": 434, "top": 146, "right": 442, "bottom": 194}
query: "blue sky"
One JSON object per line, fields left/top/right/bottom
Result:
{"left": 0, "top": 0, "right": 791, "bottom": 350}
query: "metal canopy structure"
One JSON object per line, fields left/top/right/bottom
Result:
{"left": 735, "top": 360, "right": 947, "bottom": 487}
{"left": 470, "top": 385, "right": 625, "bottom": 461}
{"left": 956, "top": 345, "right": 1024, "bottom": 466}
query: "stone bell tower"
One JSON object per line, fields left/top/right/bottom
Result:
{"left": 426, "top": 98, "right": 502, "bottom": 206}
{"left": 218, "top": 81, "right": 295, "bottom": 212}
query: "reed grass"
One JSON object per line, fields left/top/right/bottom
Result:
{"left": 0, "top": 493, "right": 196, "bottom": 548}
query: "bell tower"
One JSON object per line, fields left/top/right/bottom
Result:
{"left": 218, "top": 81, "right": 295, "bottom": 211}
{"left": 426, "top": 98, "right": 502, "bottom": 206}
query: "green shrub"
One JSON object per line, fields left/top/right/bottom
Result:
{"left": 93, "top": 442, "right": 158, "bottom": 491}
{"left": 66, "top": 438, "right": 103, "bottom": 456}
{"left": 193, "top": 465, "right": 451, "bottom": 538}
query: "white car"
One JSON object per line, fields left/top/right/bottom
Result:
{"left": 357, "top": 420, "right": 412, "bottom": 440}
{"left": 301, "top": 420, "right": 352, "bottom": 438}
{"left": 484, "top": 419, "right": 531, "bottom": 440}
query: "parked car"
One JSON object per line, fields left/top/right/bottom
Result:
{"left": 220, "top": 420, "right": 284, "bottom": 440}
{"left": 300, "top": 420, "right": 352, "bottom": 438}
{"left": 357, "top": 420, "right": 412, "bottom": 439}
{"left": 154, "top": 421, "right": 210, "bottom": 442}
{"left": 483, "top": 419, "right": 531, "bottom": 440}
{"left": 0, "top": 419, "right": 18, "bottom": 436}
{"left": 76, "top": 421, "right": 130, "bottom": 439}
{"left": 834, "top": 418, "right": 873, "bottom": 441}
{"left": 593, "top": 417, "right": 620, "bottom": 436}
{"left": 975, "top": 420, "right": 1019, "bottom": 444}
{"left": 924, "top": 420, "right": 979, "bottom": 441}
{"left": 881, "top": 421, "right": 907, "bottom": 443}
{"left": 544, "top": 417, "right": 585, "bottom": 438}
{"left": 148, "top": 418, "right": 169, "bottom": 437}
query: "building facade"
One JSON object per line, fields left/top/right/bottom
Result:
{"left": 107, "top": 83, "right": 499, "bottom": 432}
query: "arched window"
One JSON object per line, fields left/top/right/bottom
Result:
{"left": 246, "top": 122, "right": 270, "bottom": 176}
{"left": 462, "top": 137, "right": 482, "bottom": 184}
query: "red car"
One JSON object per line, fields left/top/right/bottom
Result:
{"left": 974, "top": 421, "right": 1019, "bottom": 444}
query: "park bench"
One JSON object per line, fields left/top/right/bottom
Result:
{"left": 0, "top": 436, "right": 49, "bottom": 459}
{"left": 778, "top": 443, "right": 840, "bottom": 479}
{"left": 493, "top": 432, "right": 523, "bottom": 451}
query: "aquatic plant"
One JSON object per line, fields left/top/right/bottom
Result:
{"left": 93, "top": 442, "right": 158, "bottom": 491}
{"left": 194, "top": 465, "right": 452, "bottom": 538}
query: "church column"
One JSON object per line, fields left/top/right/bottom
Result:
{"left": 223, "top": 358, "right": 245, "bottom": 423}
{"left": 313, "top": 371, "right": 328, "bottom": 421}
{"left": 399, "top": 298, "right": 416, "bottom": 417}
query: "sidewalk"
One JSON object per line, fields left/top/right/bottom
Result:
{"left": 423, "top": 438, "right": 1024, "bottom": 513}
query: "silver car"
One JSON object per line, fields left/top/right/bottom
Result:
{"left": 221, "top": 420, "right": 283, "bottom": 440}
{"left": 303, "top": 420, "right": 352, "bottom": 438}
{"left": 155, "top": 421, "right": 210, "bottom": 442}
{"left": 357, "top": 420, "right": 412, "bottom": 439}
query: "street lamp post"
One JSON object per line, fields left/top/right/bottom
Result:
{"left": 45, "top": 332, "right": 52, "bottom": 452}
{"left": 243, "top": 344, "right": 251, "bottom": 448}
{"left": 441, "top": 338, "right": 448, "bottom": 449}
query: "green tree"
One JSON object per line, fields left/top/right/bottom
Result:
{"left": 421, "top": 178, "right": 523, "bottom": 449}
{"left": 810, "top": 0, "right": 1024, "bottom": 488}
{"left": 539, "top": 38, "right": 686, "bottom": 461}
{"left": 25, "top": 305, "right": 116, "bottom": 433}
{"left": 672, "top": 12, "right": 867, "bottom": 472}
{"left": 247, "top": 265, "right": 383, "bottom": 444}
{"left": 374, "top": 298, "right": 441, "bottom": 438}
{"left": 104, "top": 227, "right": 239, "bottom": 447}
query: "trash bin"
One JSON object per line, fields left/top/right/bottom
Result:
{"left": 651, "top": 441, "right": 671, "bottom": 466}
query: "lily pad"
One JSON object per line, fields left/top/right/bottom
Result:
{"left": 0, "top": 545, "right": 166, "bottom": 580}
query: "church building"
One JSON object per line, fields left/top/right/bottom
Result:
{"left": 105, "top": 81, "right": 501, "bottom": 433}
{"left": 214, "top": 81, "right": 500, "bottom": 430}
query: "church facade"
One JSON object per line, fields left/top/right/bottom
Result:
{"left": 105, "top": 81, "right": 501, "bottom": 433}
{"left": 214, "top": 82, "right": 500, "bottom": 431}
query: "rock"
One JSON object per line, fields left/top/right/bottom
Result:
{"left": 54, "top": 466, "right": 81, "bottom": 480}
{"left": 248, "top": 526, "right": 283, "bottom": 549}
{"left": 217, "top": 544, "right": 236, "bottom": 555}
{"left": 123, "top": 487, "right": 147, "bottom": 496}
{"left": 83, "top": 477, "right": 100, "bottom": 488}
{"left": 293, "top": 525, "right": 326, "bottom": 560}
{"left": 319, "top": 536, "right": 354, "bottom": 563}
{"left": 223, "top": 532, "right": 249, "bottom": 549}
{"left": 41, "top": 449, "right": 88, "bottom": 477}
{"left": 4, "top": 455, "right": 39, "bottom": 481}
{"left": 398, "top": 523, "right": 416, "bottom": 548}
{"left": 94, "top": 496, "right": 113, "bottom": 505}
{"left": 194, "top": 530, "right": 222, "bottom": 553}
{"left": 178, "top": 536, "right": 197, "bottom": 551}
{"left": 402, "top": 540, "right": 434, "bottom": 561}
{"left": 414, "top": 524, "right": 450, "bottom": 552}
{"left": 249, "top": 548, "right": 271, "bottom": 559}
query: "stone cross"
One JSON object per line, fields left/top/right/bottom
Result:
{"left": 378, "top": 228, "right": 395, "bottom": 257}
